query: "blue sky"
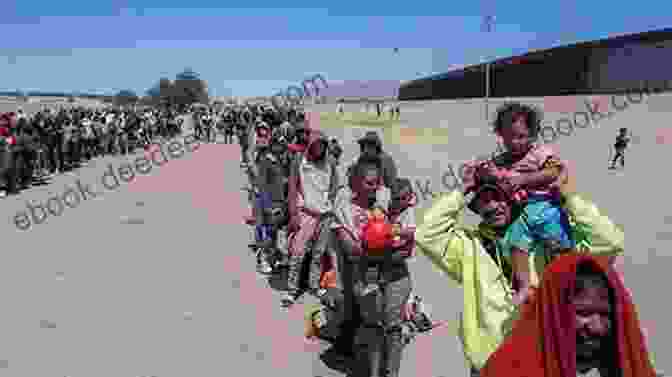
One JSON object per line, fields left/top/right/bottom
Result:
{"left": 1, "top": 0, "right": 671, "bottom": 97}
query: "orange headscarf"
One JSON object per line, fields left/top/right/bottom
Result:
{"left": 481, "top": 253, "right": 655, "bottom": 377}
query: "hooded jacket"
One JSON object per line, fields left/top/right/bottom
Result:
{"left": 287, "top": 130, "right": 338, "bottom": 220}
{"left": 481, "top": 254, "right": 655, "bottom": 377}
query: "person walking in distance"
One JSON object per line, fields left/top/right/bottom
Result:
{"left": 609, "top": 128, "right": 629, "bottom": 170}
{"left": 337, "top": 102, "right": 344, "bottom": 116}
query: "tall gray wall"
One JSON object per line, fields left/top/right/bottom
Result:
{"left": 587, "top": 40, "right": 672, "bottom": 92}
{"left": 400, "top": 38, "right": 672, "bottom": 100}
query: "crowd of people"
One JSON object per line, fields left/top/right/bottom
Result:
{"left": 0, "top": 97, "right": 651, "bottom": 376}
{"left": 0, "top": 102, "right": 278, "bottom": 197}
{"left": 0, "top": 104, "right": 192, "bottom": 196}
{"left": 336, "top": 101, "right": 401, "bottom": 119}
{"left": 235, "top": 100, "right": 656, "bottom": 377}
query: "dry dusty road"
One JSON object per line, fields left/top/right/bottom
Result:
{"left": 0, "top": 95, "right": 669, "bottom": 377}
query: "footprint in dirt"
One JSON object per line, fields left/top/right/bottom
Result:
{"left": 40, "top": 320, "right": 56, "bottom": 329}
{"left": 120, "top": 216, "right": 145, "bottom": 225}
{"left": 655, "top": 231, "right": 672, "bottom": 242}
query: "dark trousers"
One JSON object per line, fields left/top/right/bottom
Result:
{"left": 0, "top": 146, "right": 16, "bottom": 192}
{"left": 16, "top": 147, "right": 36, "bottom": 185}
{"left": 204, "top": 125, "right": 213, "bottom": 142}
{"left": 286, "top": 216, "right": 332, "bottom": 296}
{"left": 240, "top": 143, "right": 250, "bottom": 163}
{"left": 611, "top": 149, "right": 625, "bottom": 168}
{"left": 47, "top": 134, "right": 64, "bottom": 173}
{"left": 224, "top": 131, "right": 234, "bottom": 144}
{"left": 350, "top": 265, "right": 411, "bottom": 377}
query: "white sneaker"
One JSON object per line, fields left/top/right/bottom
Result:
{"left": 281, "top": 293, "right": 296, "bottom": 307}
{"left": 275, "top": 256, "right": 290, "bottom": 268}
{"left": 257, "top": 259, "right": 273, "bottom": 274}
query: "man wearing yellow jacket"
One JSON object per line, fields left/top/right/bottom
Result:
{"left": 415, "top": 179, "right": 624, "bottom": 375}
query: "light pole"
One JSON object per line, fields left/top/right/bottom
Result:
{"left": 482, "top": 15, "right": 495, "bottom": 122}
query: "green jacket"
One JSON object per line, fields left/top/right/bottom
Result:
{"left": 415, "top": 191, "right": 624, "bottom": 370}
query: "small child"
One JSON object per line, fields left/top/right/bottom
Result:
{"left": 464, "top": 103, "right": 576, "bottom": 305}
{"left": 610, "top": 127, "right": 629, "bottom": 169}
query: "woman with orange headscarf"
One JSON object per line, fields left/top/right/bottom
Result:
{"left": 481, "top": 253, "right": 659, "bottom": 377}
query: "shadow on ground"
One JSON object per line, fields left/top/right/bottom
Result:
{"left": 319, "top": 346, "right": 354, "bottom": 374}
{"left": 261, "top": 257, "right": 350, "bottom": 375}
{"left": 267, "top": 267, "right": 291, "bottom": 292}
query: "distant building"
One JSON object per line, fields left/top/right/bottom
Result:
{"left": 399, "top": 27, "right": 672, "bottom": 101}
{"left": 321, "top": 80, "right": 401, "bottom": 101}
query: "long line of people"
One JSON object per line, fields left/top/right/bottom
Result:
{"left": 0, "top": 105, "right": 192, "bottom": 196}
{"left": 236, "top": 103, "right": 439, "bottom": 376}
{"left": 237, "top": 102, "right": 660, "bottom": 377}
{"left": 0, "top": 102, "right": 267, "bottom": 197}
{"left": 0, "top": 97, "right": 657, "bottom": 376}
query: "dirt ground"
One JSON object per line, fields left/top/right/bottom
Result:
{"left": 0, "top": 95, "right": 667, "bottom": 376}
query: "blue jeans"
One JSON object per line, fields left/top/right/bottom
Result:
{"left": 254, "top": 192, "right": 276, "bottom": 245}
{"left": 501, "top": 195, "right": 575, "bottom": 257}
